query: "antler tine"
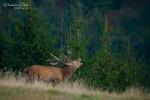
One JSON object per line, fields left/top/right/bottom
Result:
{"left": 61, "top": 53, "right": 72, "bottom": 63}
{"left": 50, "top": 53, "right": 60, "bottom": 61}
{"left": 62, "top": 53, "right": 67, "bottom": 58}
{"left": 49, "top": 53, "right": 70, "bottom": 66}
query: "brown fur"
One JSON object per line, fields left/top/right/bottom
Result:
{"left": 24, "top": 58, "right": 82, "bottom": 86}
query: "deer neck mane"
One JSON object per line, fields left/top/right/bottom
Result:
{"left": 62, "top": 65, "right": 76, "bottom": 79}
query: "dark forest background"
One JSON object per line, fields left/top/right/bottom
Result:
{"left": 0, "top": 0, "right": 150, "bottom": 92}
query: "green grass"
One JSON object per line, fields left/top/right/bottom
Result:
{"left": 0, "top": 86, "right": 150, "bottom": 100}
{"left": 0, "top": 86, "right": 100, "bottom": 100}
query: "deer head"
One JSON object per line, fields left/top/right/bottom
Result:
{"left": 47, "top": 53, "right": 82, "bottom": 70}
{"left": 66, "top": 58, "right": 82, "bottom": 68}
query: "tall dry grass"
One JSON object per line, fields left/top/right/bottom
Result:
{"left": 0, "top": 70, "right": 149, "bottom": 100}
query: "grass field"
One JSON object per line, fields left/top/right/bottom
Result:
{"left": 0, "top": 72, "right": 149, "bottom": 100}
{"left": 0, "top": 86, "right": 102, "bottom": 100}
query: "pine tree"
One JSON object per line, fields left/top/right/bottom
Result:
{"left": 66, "top": 0, "right": 90, "bottom": 81}
{"left": 123, "top": 37, "right": 140, "bottom": 87}
{"left": 1, "top": 2, "right": 56, "bottom": 70}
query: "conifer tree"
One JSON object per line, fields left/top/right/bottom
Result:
{"left": 1, "top": 1, "right": 56, "bottom": 70}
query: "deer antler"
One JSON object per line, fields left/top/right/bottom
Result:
{"left": 50, "top": 53, "right": 61, "bottom": 61}
{"left": 47, "top": 53, "right": 70, "bottom": 66}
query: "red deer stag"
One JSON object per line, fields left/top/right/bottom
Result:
{"left": 24, "top": 55, "right": 82, "bottom": 86}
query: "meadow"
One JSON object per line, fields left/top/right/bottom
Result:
{"left": 0, "top": 71, "right": 149, "bottom": 100}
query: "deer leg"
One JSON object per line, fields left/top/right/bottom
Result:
{"left": 25, "top": 76, "right": 33, "bottom": 84}
{"left": 26, "top": 74, "right": 35, "bottom": 84}
{"left": 25, "top": 76, "right": 29, "bottom": 84}
{"left": 51, "top": 79, "right": 56, "bottom": 87}
{"left": 51, "top": 79, "right": 60, "bottom": 87}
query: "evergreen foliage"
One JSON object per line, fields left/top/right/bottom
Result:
{"left": 0, "top": 4, "right": 56, "bottom": 70}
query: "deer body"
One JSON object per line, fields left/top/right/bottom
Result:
{"left": 24, "top": 58, "right": 82, "bottom": 86}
